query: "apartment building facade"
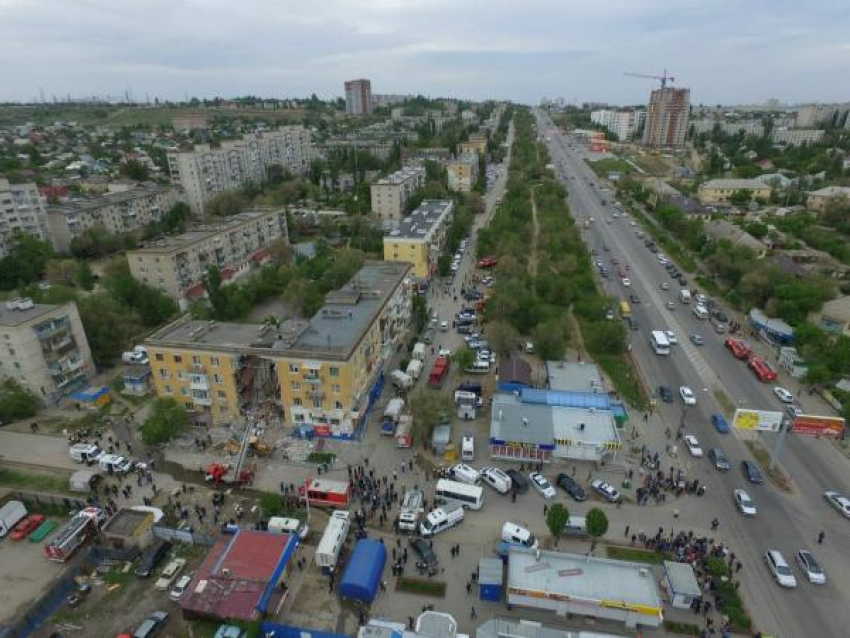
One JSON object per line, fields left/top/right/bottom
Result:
{"left": 145, "top": 261, "right": 412, "bottom": 434}
{"left": 370, "top": 166, "right": 425, "bottom": 223}
{"left": 167, "top": 127, "right": 313, "bottom": 214}
{"left": 642, "top": 88, "right": 690, "bottom": 148}
{"left": 47, "top": 185, "right": 183, "bottom": 253}
{"left": 0, "top": 178, "right": 50, "bottom": 257}
{"left": 590, "top": 109, "right": 646, "bottom": 141}
{"left": 447, "top": 154, "right": 479, "bottom": 192}
{"left": 770, "top": 128, "right": 825, "bottom": 146}
{"left": 690, "top": 120, "right": 765, "bottom": 138}
{"left": 345, "top": 79, "right": 373, "bottom": 115}
{"left": 459, "top": 136, "right": 488, "bottom": 156}
{"left": 0, "top": 298, "right": 92, "bottom": 405}
{"left": 383, "top": 200, "right": 454, "bottom": 279}
{"left": 697, "top": 179, "right": 771, "bottom": 205}
{"left": 127, "top": 208, "right": 288, "bottom": 307}
{"left": 807, "top": 186, "right": 850, "bottom": 213}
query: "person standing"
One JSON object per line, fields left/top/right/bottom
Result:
{"left": 818, "top": 530, "right": 825, "bottom": 544}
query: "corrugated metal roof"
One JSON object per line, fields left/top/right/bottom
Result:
{"left": 479, "top": 557, "right": 503, "bottom": 586}
{"left": 521, "top": 388, "right": 611, "bottom": 410}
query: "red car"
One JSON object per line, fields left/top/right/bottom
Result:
{"left": 9, "top": 514, "right": 45, "bottom": 540}
{"left": 477, "top": 256, "right": 498, "bottom": 269}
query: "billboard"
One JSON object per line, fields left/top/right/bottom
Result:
{"left": 732, "top": 409, "right": 783, "bottom": 432}
{"left": 791, "top": 415, "right": 846, "bottom": 439}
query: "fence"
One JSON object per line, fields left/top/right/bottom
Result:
{"left": 153, "top": 525, "right": 217, "bottom": 547}
{"left": 5, "top": 488, "right": 90, "bottom": 515}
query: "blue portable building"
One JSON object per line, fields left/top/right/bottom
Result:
{"left": 478, "top": 557, "right": 503, "bottom": 601}
{"left": 339, "top": 539, "right": 387, "bottom": 603}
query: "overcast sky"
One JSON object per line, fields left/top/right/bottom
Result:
{"left": 1, "top": 0, "right": 848, "bottom": 105}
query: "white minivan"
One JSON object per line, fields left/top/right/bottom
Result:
{"left": 268, "top": 516, "right": 309, "bottom": 539}
{"left": 461, "top": 434, "right": 475, "bottom": 462}
{"left": 502, "top": 522, "right": 538, "bottom": 549}
{"left": 98, "top": 454, "right": 133, "bottom": 475}
{"left": 449, "top": 463, "right": 481, "bottom": 486}
{"left": 480, "top": 467, "right": 512, "bottom": 494}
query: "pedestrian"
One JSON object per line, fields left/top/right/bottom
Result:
{"left": 818, "top": 530, "right": 825, "bottom": 544}
{"left": 466, "top": 581, "right": 472, "bottom": 594}
{"left": 735, "top": 561, "right": 742, "bottom": 573}
{"left": 470, "top": 607, "right": 477, "bottom": 620}
{"left": 380, "top": 580, "right": 387, "bottom": 592}
{"left": 543, "top": 504, "right": 548, "bottom": 516}
{"left": 624, "top": 525, "right": 630, "bottom": 537}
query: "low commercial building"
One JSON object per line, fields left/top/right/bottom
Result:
{"left": 179, "top": 529, "right": 299, "bottom": 622}
{"left": 697, "top": 179, "right": 771, "bottom": 205}
{"left": 807, "top": 186, "right": 850, "bottom": 213}
{"left": 146, "top": 261, "right": 412, "bottom": 432}
{"left": 809, "top": 295, "right": 850, "bottom": 336}
{"left": 0, "top": 298, "right": 92, "bottom": 405}
{"left": 370, "top": 166, "right": 425, "bottom": 223}
{"left": 477, "top": 619, "right": 628, "bottom": 638}
{"left": 100, "top": 508, "right": 155, "bottom": 553}
{"left": 546, "top": 361, "right": 605, "bottom": 393}
{"left": 506, "top": 547, "right": 664, "bottom": 629}
{"left": 662, "top": 561, "right": 701, "bottom": 610}
{"left": 489, "top": 392, "right": 621, "bottom": 463}
{"left": 127, "top": 208, "right": 288, "bottom": 307}
{"left": 383, "top": 199, "right": 453, "bottom": 280}
{"left": 704, "top": 220, "right": 767, "bottom": 257}
{"left": 0, "top": 177, "right": 50, "bottom": 257}
{"left": 46, "top": 185, "right": 182, "bottom": 253}
{"left": 447, "top": 154, "right": 479, "bottom": 192}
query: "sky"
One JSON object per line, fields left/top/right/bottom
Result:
{"left": 1, "top": 0, "right": 848, "bottom": 105}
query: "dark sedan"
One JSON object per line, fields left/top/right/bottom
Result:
{"left": 658, "top": 385, "right": 674, "bottom": 403}
{"left": 742, "top": 460, "right": 764, "bottom": 484}
{"left": 411, "top": 538, "right": 437, "bottom": 566}
{"left": 556, "top": 474, "right": 587, "bottom": 501}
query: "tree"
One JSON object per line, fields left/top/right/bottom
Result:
{"left": 408, "top": 389, "right": 453, "bottom": 443}
{"left": 205, "top": 190, "right": 248, "bottom": 217}
{"left": 141, "top": 398, "right": 189, "bottom": 445}
{"left": 437, "top": 254, "right": 452, "bottom": 277}
{"left": 412, "top": 293, "right": 429, "bottom": 333}
{"left": 45, "top": 259, "right": 79, "bottom": 287}
{"left": 0, "top": 232, "right": 53, "bottom": 290}
{"left": 76, "top": 261, "right": 96, "bottom": 291}
{"left": 0, "top": 379, "right": 40, "bottom": 421}
{"left": 454, "top": 345, "right": 477, "bottom": 372}
{"left": 586, "top": 508, "right": 609, "bottom": 552}
{"left": 121, "top": 159, "right": 150, "bottom": 181}
{"left": 486, "top": 320, "right": 520, "bottom": 356}
{"left": 203, "top": 265, "right": 228, "bottom": 319}
{"left": 729, "top": 189, "right": 753, "bottom": 206}
{"left": 77, "top": 294, "right": 143, "bottom": 367}
{"left": 546, "top": 503, "right": 569, "bottom": 546}
{"left": 533, "top": 317, "right": 567, "bottom": 361}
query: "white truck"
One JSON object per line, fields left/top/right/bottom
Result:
{"left": 69, "top": 443, "right": 104, "bottom": 465}
{"left": 390, "top": 369, "right": 413, "bottom": 390}
{"left": 0, "top": 500, "right": 27, "bottom": 537}
{"left": 419, "top": 502, "right": 464, "bottom": 537}
{"left": 412, "top": 342, "right": 426, "bottom": 361}
{"left": 679, "top": 289, "right": 692, "bottom": 304}
{"left": 398, "top": 489, "right": 425, "bottom": 532}
{"left": 315, "top": 510, "right": 350, "bottom": 573}
{"left": 405, "top": 359, "right": 424, "bottom": 381}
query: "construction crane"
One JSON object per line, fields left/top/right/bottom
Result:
{"left": 624, "top": 69, "right": 675, "bottom": 91}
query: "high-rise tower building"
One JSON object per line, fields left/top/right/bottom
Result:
{"left": 642, "top": 88, "right": 690, "bottom": 148}
{"left": 344, "top": 79, "right": 373, "bottom": 115}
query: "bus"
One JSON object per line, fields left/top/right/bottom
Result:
{"left": 619, "top": 300, "right": 632, "bottom": 319}
{"left": 650, "top": 331, "right": 670, "bottom": 356}
{"left": 435, "top": 479, "right": 484, "bottom": 510}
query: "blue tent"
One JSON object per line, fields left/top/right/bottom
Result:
{"left": 339, "top": 539, "right": 386, "bottom": 603}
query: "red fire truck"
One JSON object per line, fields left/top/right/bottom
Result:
{"left": 428, "top": 357, "right": 451, "bottom": 388}
{"left": 300, "top": 478, "right": 352, "bottom": 508}
{"left": 476, "top": 256, "right": 498, "bottom": 269}
{"left": 724, "top": 338, "right": 752, "bottom": 360}
{"left": 45, "top": 507, "right": 105, "bottom": 562}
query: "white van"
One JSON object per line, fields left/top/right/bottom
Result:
{"left": 461, "top": 434, "right": 474, "bottom": 462}
{"left": 480, "top": 467, "right": 512, "bottom": 494}
{"left": 69, "top": 443, "right": 104, "bottom": 464}
{"left": 412, "top": 342, "right": 426, "bottom": 361}
{"left": 268, "top": 516, "right": 309, "bottom": 539}
{"left": 419, "top": 503, "right": 464, "bottom": 537}
{"left": 692, "top": 304, "right": 708, "bottom": 320}
{"left": 98, "top": 454, "right": 133, "bottom": 475}
{"left": 391, "top": 369, "right": 413, "bottom": 390}
{"left": 563, "top": 515, "right": 588, "bottom": 537}
{"left": 502, "top": 522, "right": 538, "bottom": 550}
{"left": 678, "top": 289, "right": 692, "bottom": 304}
{"left": 449, "top": 463, "right": 481, "bottom": 486}
{"left": 464, "top": 360, "right": 490, "bottom": 374}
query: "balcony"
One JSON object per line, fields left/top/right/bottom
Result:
{"left": 189, "top": 374, "right": 209, "bottom": 390}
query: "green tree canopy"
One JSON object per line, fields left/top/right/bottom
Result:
{"left": 586, "top": 507, "right": 609, "bottom": 551}
{"left": 141, "top": 398, "right": 189, "bottom": 445}
{"left": 121, "top": 159, "right": 150, "bottom": 181}
{"left": 0, "top": 379, "right": 40, "bottom": 422}
{"left": 546, "top": 502, "right": 569, "bottom": 546}
{"left": 454, "top": 345, "right": 477, "bottom": 372}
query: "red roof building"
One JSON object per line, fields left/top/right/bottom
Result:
{"left": 179, "top": 530, "right": 299, "bottom": 622}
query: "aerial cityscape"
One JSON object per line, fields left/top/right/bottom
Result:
{"left": 1, "top": 2, "right": 850, "bottom": 638}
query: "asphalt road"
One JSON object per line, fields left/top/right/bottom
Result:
{"left": 535, "top": 110, "right": 850, "bottom": 638}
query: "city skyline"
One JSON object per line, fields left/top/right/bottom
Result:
{"left": 1, "top": 0, "right": 849, "bottom": 105}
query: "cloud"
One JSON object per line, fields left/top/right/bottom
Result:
{"left": 0, "top": 0, "right": 847, "bottom": 103}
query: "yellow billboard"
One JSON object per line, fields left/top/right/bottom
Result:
{"left": 732, "top": 409, "right": 782, "bottom": 432}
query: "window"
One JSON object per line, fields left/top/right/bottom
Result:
{"left": 155, "top": 353, "right": 164, "bottom": 361}
{"left": 211, "top": 357, "right": 220, "bottom": 367}
{"left": 184, "top": 401, "right": 193, "bottom": 409}
{"left": 294, "top": 398, "right": 302, "bottom": 406}
{"left": 173, "top": 355, "right": 182, "bottom": 363}
{"left": 213, "top": 373, "right": 223, "bottom": 384}
{"left": 334, "top": 401, "right": 343, "bottom": 410}
{"left": 332, "top": 384, "right": 341, "bottom": 394}
{"left": 217, "top": 390, "right": 227, "bottom": 399}
{"left": 329, "top": 367, "right": 340, "bottom": 377}
{"left": 192, "top": 355, "right": 201, "bottom": 365}
{"left": 314, "top": 398, "right": 323, "bottom": 408}
{"left": 164, "top": 384, "right": 173, "bottom": 394}
{"left": 289, "top": 363, "right": 299, "bottom": 373}
{"left": 180, "top": 387, "right": 188, "bottom": 396}
{"left": 14, "top": 362, "right": 21, "bottom": 369}
{"left": 291, "top": 381, "right": 301, "bottom": 390}
{"left": 159, "top": 369, "right": 170, "bottom": 380}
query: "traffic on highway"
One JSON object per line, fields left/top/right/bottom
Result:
{"left": 535, "top": 109, "right": 850, "bottom": 638}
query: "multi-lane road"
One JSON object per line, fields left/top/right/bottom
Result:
{"left": 536, "top": 109, "right": 850, "bottom": 638}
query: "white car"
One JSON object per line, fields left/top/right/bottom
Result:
{"left": 824, "top": 491, "right": 850, "bottom": 518}
{"left": 684, "top": 435, "right": 703, "bottom": 457}
{"left": 169, "top": 573, "right": 193, "bottom": 601}
{"left": 660, "top": 282, "right": 670, "bottom": 290}
{"left": 665, "top": 330, "right": 678, "bottom": 345}
{"left": 796, "top": 550, "right": 826, "bottom": 585}
{"left": 679, "top": 386, "right": 697, "bottom": 405}
{"left": 764, "top": 550, "right": 797, "bottom": 588}
{"left": 773, "top": 387, "right": 794, "bottom": 404}
{"left": 438, "top": 348, "right": 452, "bottom": 358}
{"left": 591, "top": 479, "right": 621, "bottom": 503}
{"left": 530, "top": 472, "right": 556, "bottom": 499}
{"left": 733, "top": 489, "right": 757, "bottom": 516}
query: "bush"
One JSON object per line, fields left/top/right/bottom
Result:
{"left": 0, "top": 379, "right": 40, "bottom": 422}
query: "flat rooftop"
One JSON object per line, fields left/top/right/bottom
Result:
{"left": 508, "top": 548, "right": 662, "bottom": 611}
{"left": 102, "top": 508, "right": 152, "bottom": 537}
{"left": 48, "top": 185, "right": 174, "bottom": 216}
{"left": 375, "top": 166, "right": 423, "bottom": 185}
{"left": 385, "top": 200, "right": 453, "bottom": 241}
{"left": 147, "top": 318, "right": 292, "bottom": 351}
{"left": 546, "top": 361, "right": 604, "bottom": 393}
{"left": 129, "top": 209, "right": 282, "bottom": 255}
{"left": 0, "top": 301, "right": 62, "bottom": 327}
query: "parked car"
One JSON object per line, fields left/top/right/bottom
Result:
{"left": 773, "top": 387, "right": 794, "bottom": 404}
{"left": 505, "top": 470, "right": 529, "bottom": 493}
{"left": 742, "top": 460, "right": 764, "bottom": 484}
{"left": 135, "top": 539, "right": 171, "bottom": 578}
{"left": 708, "top": 447, "right": 731, "bottom": 471}
{"left": 133, "top": 611, "right": 169, "bottom": 638}
{"left": 684, "top": 435, "right": 703, "bottom": 457}
{"left": 529, "top": 472, "right": 556, "bottom": 499}
{"left": 764, "top": 550, "right": 797, "bottom": 588}
{"left": 796, "top": 550, "right": 826, "bottom": 585}
{"left": 169, "top": 573, "right": 193, "bottom": 601}
{"left": 411, "top": 538, "right": 438, "bottom": 566}
{"left": 823, "top": 491, "right": 850, "bottom": 518}
{"left": 590, "top": 479, "right": 621, "bottom": 503}
{"left": 711, "top": 414, "right": 730, "bottom": 433}
{"left": 555, "top": 474, "right": 587, "bottom": 501}
{"left": 690, "top": 333, "right": 704, "bottom": 346}
{"left": 733, "top": 489, "right": 757, "bottom": 516}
